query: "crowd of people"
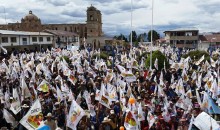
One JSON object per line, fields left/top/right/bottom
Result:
{"left": 0, "top": 45, "right": 219, "bottom": 130}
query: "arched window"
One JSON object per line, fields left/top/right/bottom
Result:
{"left": 90, "top": 15, "right": 93, "bottom": 20}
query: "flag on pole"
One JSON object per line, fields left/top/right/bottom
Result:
{"left": 3, "top": 109, "right": 18, "bottom": 127}
{"left": 99, "top": 83, "right": 111, "bottom": 109}
{"left": 207, "top": 93, "right": 220, "bottom": 114}
{"left": 124, "top": 110, "right": 138, "bottom": 130}
{"left": 147, "top": 112, "right": 155, "bottom": 129}
{"left": 195, "top": 55, "right": 205, "bottom": 65}
{"left": 0, "top": 45, "right": 7, "bottom": 54}
{"left": 10, "top": 88, "right": 21, "bottom": 115}
{"left": 37, "top": 80, "right": 50, "bottom": 93}
{"left": 154, "top": 58, "right": 158, "bottom": 70}
{"left": 21, "top": 78, "right": 32, "bottom": 100}
{"left": 20, "top": 99, "right": 45, "bottom": 130}
{"left": 67, "top": 100, "right": 86, "bottom": 130}
{"left": 56, "top": 85, "right": 64, "bottom": 102}
{"left": 137, "top": 103, "right": 144, "bottom": 121}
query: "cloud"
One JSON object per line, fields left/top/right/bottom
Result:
{"left": 0, "top": 0, "right": 220, "bottom": 36}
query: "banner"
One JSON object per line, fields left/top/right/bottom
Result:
{"left": 67, "top": 100, "right": 86, "bottom": 130}
{"left": 20, "top": 99, "right": 45, "bottom": 130}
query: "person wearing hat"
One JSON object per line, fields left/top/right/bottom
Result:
{"left": 45, "top": 113, "right": 57, "bottom": 130}
{"left": 100, "top": 117, "right": 115, "bottom": 130}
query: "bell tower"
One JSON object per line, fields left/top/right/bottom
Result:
{"left": 86, "top": 5, "right": 102, "bottom": 37}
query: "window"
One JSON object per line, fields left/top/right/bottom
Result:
{"left": 2, "top": 37, "right": 8, "bottom": 43}
{"left": 32, "top": 37, "right": 37, "bottom": 42}
{"left": 90, "top": 30, "right": 93, "bottom": 32}
{"left": 39, "top": 37, "right": 43, "bottom": 42}
{"left": 22, "top": 38, "right": 27, "bottom": 45}
{"left": 65, "top": 27, "right": 67, "bottom": 31}
{"left": 47, "top": 37, "right": 51, "bottom": 42}
{"left": 185, "top": 32, "right": 192, "bottom": 36}
{"left": 90, "top": 15, "right": 93, "bottom": 20}
{"left": 11, "top": 37, "right": 17, "bottom": 42}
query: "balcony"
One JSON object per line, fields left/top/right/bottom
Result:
{"left": 170, "top": 36, "right": 198, "bottom": 40}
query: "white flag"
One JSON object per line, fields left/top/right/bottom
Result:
{"left": 137, "top": 103, "right": 145, "bottom": 121}
{"left": 3, "top": 109, "right": 17, "bottom": 127}
{"left": 0, "top": 45, "right": 7, "bottom": 54}
{"left": 10, "top": 88, "right": 21, "bottom": 115}
{"left": 124, "top": 110, "right": 138, "bottom": 130}
{"left": 67, "top": 100, "right": 86, "bottom": 130}
{"left": 154, "top": 58, "right": 158, "bottom": 70}
{"left": 56, "top": 85, "right": 64, "bottom": 102}
{"left": 147, "top": 112, "right": 155, "bottom": 129}
{"left": 20, "top": 99, "right": 45, "bottom": 130}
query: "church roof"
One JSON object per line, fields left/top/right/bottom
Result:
{"left": 87, "top": 5, "right": 97, "bottom": 11}
{"left": 23, "top": 10, "right": 39, "bottom": 20}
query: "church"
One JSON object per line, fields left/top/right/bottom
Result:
{"left": 0, "top": 5, "right": 109, "bottom": 49}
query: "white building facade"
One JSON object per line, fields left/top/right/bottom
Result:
{"left": 0, "top": 30, "right": 53, "bottom": 51}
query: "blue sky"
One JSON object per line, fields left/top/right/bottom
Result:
{"left": 0, "top": 0, "right": 220, "bottom": 37}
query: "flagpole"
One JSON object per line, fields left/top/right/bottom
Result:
{"left": 130, "top": 0, "right": 133, "bottom": 50}
{"left": 150, "top": 0, "right": 154, "bottom": 70}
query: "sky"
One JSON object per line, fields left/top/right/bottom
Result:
{"left": 0, "top": 0, "right": 220, "bottom": 37}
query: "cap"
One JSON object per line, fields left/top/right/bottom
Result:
{"left": 138, "top": 96, "right": 142, "bottom": 100}
{"left": 46, "top": 113, "right": 52, "bottom": 117}
{"left": 110, "top": 110, "right": 115, "bottom": 114}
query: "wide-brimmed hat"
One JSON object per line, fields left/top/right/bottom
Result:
{"left": 102, "top": 117, "right": 111, "bottom": 123}
{"left": 110, "top": 110, "right": 115, "bottom": 114}
{"left": 137, "top": 96, "right": 142, "bottom": 100}
{"left": 46, "top": 113, "right": 52, "bottom": 117}
{"left": 21, "top": 104, "right": 29, "bottom": 108}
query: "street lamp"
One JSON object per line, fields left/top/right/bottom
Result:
{"left": 130, "top": 0, "right": 133, "bottom": 50}
{"left": 150, "top": 0, "right": 154, "bottom": 70}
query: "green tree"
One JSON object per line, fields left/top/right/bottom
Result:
{"left": 129, "top": 31, "right": 138, "bottom": 42}
{"left": 137, "top": 33, "right": 147, "bottom": 42}
{"left": 145, "top": 50, "right": 169, "bottom": 70}
{"left": 147, "top": 30, "right": 160, "bottom": 42}
{"left": 114, "top": 34, "right": 128, "bottom": 42}
{"left": 182, "top": 50, "right": 210, "bottom": 62}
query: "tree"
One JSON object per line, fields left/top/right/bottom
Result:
{"left": 145, "top": 50, "right": 169, "bottom": 70}
{"left": 114, "top": 34, "right": 128, "bottom": 42}
{"left": 147, "top": 30, "right": 160, "bottom": 42}
{"left": 129, "top": 31, "right": 138, "bottom": 42}
{"left": 137, "top": 33, "right": 147, "bottom": 42}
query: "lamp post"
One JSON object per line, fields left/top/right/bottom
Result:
{"left": 130, "top": 0, "right": 133, "bottom": 50}
{"left": 150, "top": 0, "right": 154, "bottom": 70}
